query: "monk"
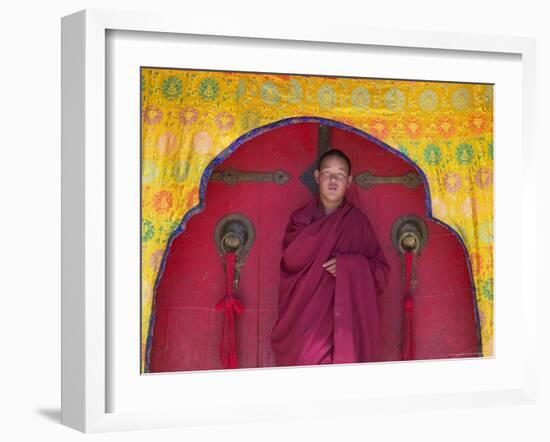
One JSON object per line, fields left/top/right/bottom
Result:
{"left": 270, "top": 149, "right": 389, "bottom": 366}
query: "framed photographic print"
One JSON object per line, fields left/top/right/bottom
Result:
{"left": 61, "top": 9, "right": 537, "bottom": 433}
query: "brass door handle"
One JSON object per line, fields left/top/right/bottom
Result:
{"left": 391, "top": 215, "right": 428, "bottom": 255}
{"left": 214, "top": 214, "right": 256, "bottom": 291}
{"left": 391, "top": 215, "right": 428, "bottom": 290}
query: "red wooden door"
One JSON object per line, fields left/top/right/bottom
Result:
{"left": 147, "top": 121, "right": 481, "bottom": 373}
{"left": 330, "top": 128, "right": 480, "bottom": 360}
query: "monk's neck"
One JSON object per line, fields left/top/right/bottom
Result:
{"left": 320, "top": 197, "right": 344, "bottom": 215}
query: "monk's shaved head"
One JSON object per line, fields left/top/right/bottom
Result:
{"left": 317, "top": 149, "right": 351, "bottom": 175}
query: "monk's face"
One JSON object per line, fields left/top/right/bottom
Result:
{"left": 314, "top": 156, "right": 353, "bottom": 205}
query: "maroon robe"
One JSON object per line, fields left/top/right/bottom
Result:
{"left": 270, "top": 198, "right": 389, "bottom": 366}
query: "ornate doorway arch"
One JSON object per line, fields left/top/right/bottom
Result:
{"left": 145, "top": 119, "right": 481, "bottom": 373}
{"left": 141, "top": 68, "right": 493, "bottom": 371}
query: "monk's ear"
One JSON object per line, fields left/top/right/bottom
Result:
{"left": 314, "top": 169, "right": 320, "bottom": 184}
{"left": 347, "top": 175, "right": 353, "bottom": 188}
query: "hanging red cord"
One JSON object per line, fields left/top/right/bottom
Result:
{"left": 215, "top": 252, "right": 244, "bottom": 369}
{"left": 401, "top": 250, "right": 415, "bottom": 360}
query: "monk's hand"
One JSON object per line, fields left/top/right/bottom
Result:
{"left": 322, "top": 258, "right": 336, "bottom": 277}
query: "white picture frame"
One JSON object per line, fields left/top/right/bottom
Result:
{"left": 61, "top": 9, "right": 537, "bottom": 433}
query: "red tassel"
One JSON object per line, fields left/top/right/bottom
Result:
{"left": 401, "top": 294, "right": 414, "bottom": 360}
{"left": 401, "top": 251, "right": 414, "bottom": 360}
{"left": 215, "top": 252, "right": 244, "bottom": 369}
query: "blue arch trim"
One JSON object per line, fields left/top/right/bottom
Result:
{"left": 144, "top": 116, "right": 483, "bottom": 372}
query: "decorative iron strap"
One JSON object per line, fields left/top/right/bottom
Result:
{"left": 210, "top": 168, "right": 290, "bottom": 185}
{"left": 354, "top": 171, "right": 422, "bottom": 190}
